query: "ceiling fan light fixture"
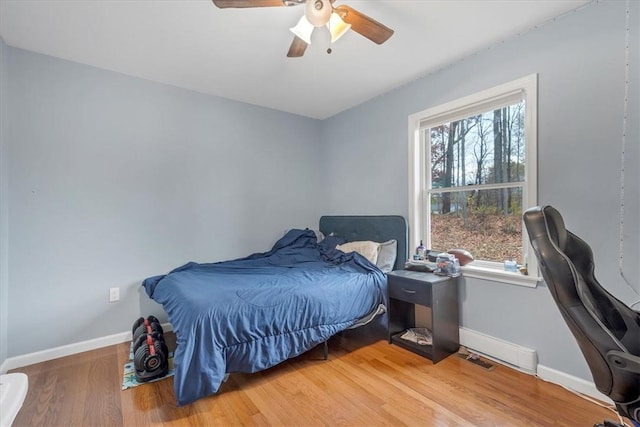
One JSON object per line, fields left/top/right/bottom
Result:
{"left": 327, "top": 12, "right": 351, "bottom": 43}
{"left": 289, "top": 15, "right": 314, "bottom": 45}
{"left": 305, "top": 0, "right": 332, "bottom": 27}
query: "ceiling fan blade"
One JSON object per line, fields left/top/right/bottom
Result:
{"left": 335, "top": 5, "right": 394, "bottom": 45}
{"left": 287, "top": 36, "right": 308, "bottom": 57}
{"left": 212, "top": 0, "right": 289, "bottom": 8}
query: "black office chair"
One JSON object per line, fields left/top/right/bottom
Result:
{"left": 523, "top": 206, "right": 640, "bottom": 427}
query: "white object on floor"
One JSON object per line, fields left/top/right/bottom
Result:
{"left": 0, "top": 373, "right": 28, "bottom": 427}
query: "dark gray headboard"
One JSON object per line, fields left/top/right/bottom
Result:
{"left": 319, "top": 215, "right": 408, "bottom": 271}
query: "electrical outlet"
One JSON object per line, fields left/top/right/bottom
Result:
{"left": 109, "top": 287, "right": 120, "bottom": 302}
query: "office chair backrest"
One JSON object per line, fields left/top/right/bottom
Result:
{"left": 523, "top": 205, "right": 640, "bottom": 423}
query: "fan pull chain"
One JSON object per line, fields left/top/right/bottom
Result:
{"left": 327, "top": 19, "right": 333, "bottom": 54}
{"left": 618, "top": 0, "right": 638, "bottom": 307}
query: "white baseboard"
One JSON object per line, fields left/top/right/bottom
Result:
{"left": 458, "top": 327, "right": 611, "bottom": 406}
{"left": 459, "top": 327, "right": 538, "bottom": 374}
{"left": 0, "top": 323, "right": 172, "bottom": 374}
{"left": 537, "top": 364, "right": 612, "bottom": 405}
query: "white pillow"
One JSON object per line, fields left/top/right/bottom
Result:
{"left": 376, "top": 239, "right": 398, "bottom": 273}
{"left": 336, "top": 241, "right": 381, "bottom": 264}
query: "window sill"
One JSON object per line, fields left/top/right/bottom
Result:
{"left": 460, "top": 264, "right": 541, "bottom": 288}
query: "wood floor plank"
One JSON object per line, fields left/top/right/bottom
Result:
{"left": 9, "top": 334, "right": 621, "bottom": 426}
{"left": 83, "top": 347, "right": 123, "bottom": 426}
{"left": 295, "top": 361, "right": 397, "bottom": 425}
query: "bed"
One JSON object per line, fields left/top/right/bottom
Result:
{"left": 143, "top": 215, "right": 408, "bottom": 405}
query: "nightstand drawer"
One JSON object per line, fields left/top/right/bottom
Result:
{"left": 388, "top": 277, "right": 431, "bottom": 305}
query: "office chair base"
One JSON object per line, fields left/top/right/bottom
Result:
{"left": 594, "top": 419, "right": 640, "bottom": 427}
{"left": 594, "top": 420, "right": 622, "bottom": 427}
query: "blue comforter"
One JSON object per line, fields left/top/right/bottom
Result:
{"left": 143, "top": 229, "right": 386, "bottom": 405}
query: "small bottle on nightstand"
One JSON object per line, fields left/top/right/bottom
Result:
{"left": 416, "top": 240, "right": 426, "bottom": 260}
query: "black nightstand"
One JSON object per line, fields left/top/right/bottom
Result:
{"left": 386, "top": 270, "right": 459, "bottom": 363}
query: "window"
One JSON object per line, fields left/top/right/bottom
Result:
{"left": 408, "top": 75, "right": 539, "bottom": 287}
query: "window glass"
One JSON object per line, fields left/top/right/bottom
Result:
{"left": 429, "top": 188, "right": 524, "bottom": 264}
{"left": 429, "top": 101, "right": 525, "bottom": 188}
{"left": 427, "top": 101, "right": 525, "bottom": 264}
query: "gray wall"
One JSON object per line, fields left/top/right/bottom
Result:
{"left": 4, "top": 48, "right": 324, "bottom": 357}
{"left": 321, "top": 0, "right": 639, "bottom": 381}
{"left": 0, "top": 37, "right": 8, "bottom": 365}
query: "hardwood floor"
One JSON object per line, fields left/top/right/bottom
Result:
{"left": 10, "top": 332, "right": 618, "bottom": 426}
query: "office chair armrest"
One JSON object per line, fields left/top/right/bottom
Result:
{"left": 606, "top": 350, "right": 640, "bottom": 374}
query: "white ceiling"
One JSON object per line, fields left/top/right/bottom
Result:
{"left": 0, "top": 0, "right": 590, "bottom": 120}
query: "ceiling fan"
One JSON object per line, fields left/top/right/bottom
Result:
{"left": 211, "top": 0, "right": 394, "bottom": 58}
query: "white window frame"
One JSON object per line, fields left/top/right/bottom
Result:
{"left": 408, "top": 74, "right": 540, "bottom": 288}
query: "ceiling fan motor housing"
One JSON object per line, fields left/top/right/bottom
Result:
{"left": 306, "top": 0, "right": 331, "bottom": 27}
